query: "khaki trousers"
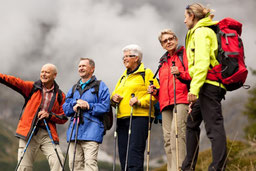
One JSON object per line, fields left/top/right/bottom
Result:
{"left": 68, "top": 141, "right": 99, "bottom": 171}
{"left": 162, "top": 104, "right": 188, "bottom": 171}
{"left": 17, "top": 128, "right": 64, "bottom": 171}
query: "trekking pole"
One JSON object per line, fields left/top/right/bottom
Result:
{"left": 172, "top": 61, "right": 179, "bottom": 171}
{"left": 222, "top": 131, "right": 238, "bottom": 171}
{"left": 15, "top": 120, "right": 39, "bottom": 171}
{"left": 124, "top": 93, "right": 135, "bottom": 171}
{"left": 62, "top": 112, "right": 78, "bottom": 171}
{"left": 187, "top": 110, "right": 200, "bottom": 170}
{"left": 43, "top": 119, "right": 64, "bottom": 169}
{"left": 146, "top": 80, "right": 154, "bottom": 171}
{"left": 113, "top": 104, "right": 119, "bottom": 171}
{"left": 72, "top": 107, "right": 81, "bottom": 171}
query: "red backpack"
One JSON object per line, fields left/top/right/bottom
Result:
{"left": 206, "top": 18, "right": 248, "bottom": 91}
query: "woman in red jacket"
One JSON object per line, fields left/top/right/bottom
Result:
{"left": 149, "top": 29, "right": 191, "bottom": 170}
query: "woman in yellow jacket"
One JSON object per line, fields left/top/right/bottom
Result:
{"left": 111, "top": 44, "right": 159, "bottom": 171}
{"left": 181, "top": 3, "right": 227, "bottom": 171}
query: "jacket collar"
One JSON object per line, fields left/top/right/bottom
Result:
{"left": 75, "top": 75, "right": 97, "bottom": 87}
{"left": 121, "top": 63, "right": 145, "bottom": 77}
{"left": 159, "top": 45, "right": 184, "bottom": 64}
{"left": 34, "top": 80, "right": 59, "bottom": 93}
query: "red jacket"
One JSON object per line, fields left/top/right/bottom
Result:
{"left": 0, "top": 74, "right": 67, "bottom": 143}
{"left": 157, "top": 46, "right": 191, "bottom": 111}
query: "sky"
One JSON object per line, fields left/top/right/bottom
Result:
{"left": 0, "top": 0, "right": 255, "bottom": 94}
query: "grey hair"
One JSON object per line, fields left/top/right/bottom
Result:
{"left": 80, "top": 57, "right": 95, "bottom": 68}
{"left": 122, "top": 44, "right": 143, "bottom": 62}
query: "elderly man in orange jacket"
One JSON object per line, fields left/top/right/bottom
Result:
{"left": 0, "top": 63, "right": 67, "bottom": 171}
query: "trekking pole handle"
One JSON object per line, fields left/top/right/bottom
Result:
{"left": 149, "top": 80, "right": 153, "bottom": 86}
{"left": 172, "top": 61, "right": 176, "bottom": 66}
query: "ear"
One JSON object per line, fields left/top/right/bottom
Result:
{"left": 135, "top": 56, "right": 140, "bottom": 63}
{"left": 53, "top": 73, "right": 57, "bottom": 79}
{"left": 191, "top": 13, "right": 196, "bottom": 21}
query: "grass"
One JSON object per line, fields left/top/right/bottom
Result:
{"left": 152, "top": 139, "right": 256, "bottom": 171}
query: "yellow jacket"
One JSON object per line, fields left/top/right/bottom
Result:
{"left": 186, "top": 16, "right": 225, "bottom": 97}
{"left": 111, "top": 63, "right": 159, "bottom": 118}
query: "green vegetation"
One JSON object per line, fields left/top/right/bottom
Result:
{"left": 196, "top": 139, "right": 256, "bottom": 171}
{"left": 152, "top": 140, "right": 256, "bottom": 171}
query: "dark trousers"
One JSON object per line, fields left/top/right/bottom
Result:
{"left": 117, "top": 116, "right": 149, "bottom": 171}
{"left": 181, "top": 84, "right": 227, "bottom": 171}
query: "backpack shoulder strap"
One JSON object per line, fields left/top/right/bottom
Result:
{"left": 119, "top": 75, "right": 125, "bottom": 83}
{"left": 71, "top": 84, "right": 78, "bottom": 98}
{"left": 57, "top": 89, "right": 63, "bottom": 105}
{"left": 139, "top": 68, "right": 146, "bottom": 83}
{"left": 94, "top": 80, "right": 101, "bottom": 98}
{"left": 177, "top": 46, "right": 185, "bottom": 71}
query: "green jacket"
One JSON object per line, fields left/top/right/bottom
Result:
{"left": 185, "top": 16, "right": 225, "bottom": 97}
{"left": 111, "top": 63, "right": 159, "bottom": 118}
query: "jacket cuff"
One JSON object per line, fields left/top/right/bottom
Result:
{"left": 71, "top": 99, "right": 77, "bottom": 107}
{"left": 88, "top": 103, "right": 93, "bottom": 110}
{"left": 48, "top": 112, "right": 53, "bottom": 120}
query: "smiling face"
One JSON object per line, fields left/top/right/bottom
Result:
{"left": 160, "top": 33, "right": 178, "bottom": 53}
{"left": 40, "top": 64, "right": 57, "bottom": 88}
{"left": 184, "top": 10, "right": 195, "bottom": 30}
{"left": 78, "top": 59, "right": 94, "bottom": 80}
{"left": 123, "top": 50, "right": 139, "bottom": 71}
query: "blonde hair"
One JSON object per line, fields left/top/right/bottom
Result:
{"left": 158, "top": 29, "right": 177, "bottom": 43}
{"left": 186, "top": 3, "right": 214, "bottom": 20}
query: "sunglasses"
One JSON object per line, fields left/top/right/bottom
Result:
{"left": 122, "top": 55, "right": 137, "bottom": 60}
{"left": 161, "top": 36, "right": 176, "bottom": 44}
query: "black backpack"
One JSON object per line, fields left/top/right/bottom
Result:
{"left": 70, "top": 80, "right": 113, "bottom": 133}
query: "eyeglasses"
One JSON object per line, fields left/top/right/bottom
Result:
{"left": 161, "top": 36, "right": 176, "bottom": 44}
{"left": 122, "top": 55, "right": 137, "bottom": 60}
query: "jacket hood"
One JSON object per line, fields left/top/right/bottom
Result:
{"left": 190, "top": 16, "right": 218, "bottom": 34}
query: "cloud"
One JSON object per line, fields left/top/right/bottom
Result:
{"left": 0, "top": 0, "right": 255, "bottom": 92}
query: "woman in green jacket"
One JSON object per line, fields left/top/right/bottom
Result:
{"left": 181, "top": 3, "right": 227, "bottom": 171}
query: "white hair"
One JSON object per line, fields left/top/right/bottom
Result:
{"left": 42, "top": 63, "right": 57, "bottom": 74}
{"left": 122, "top": 44, "right": 143, "bottom": 62}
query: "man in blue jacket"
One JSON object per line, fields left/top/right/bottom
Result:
{"left": 63, "top": 58, "right": 111, "bottom": 171}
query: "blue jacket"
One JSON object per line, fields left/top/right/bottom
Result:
{"left": 63, "top": 76, "right": 110, "bottom": 143}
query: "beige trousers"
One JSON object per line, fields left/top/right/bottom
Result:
{"left": 68, "top": 141, "right": 99, "bottom": 171}
{"left": 162, "top": 104, "right": 188, "bottom": 171}
{"left": 17, "top": 128, "right": 64, "bottom": 171}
